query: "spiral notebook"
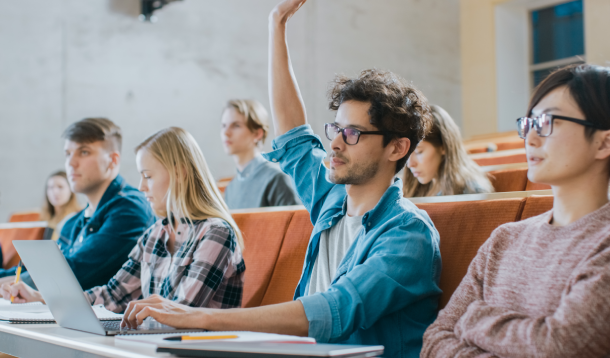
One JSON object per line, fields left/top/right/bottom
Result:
{"left": 0, "top": 303, "right": 122, "bottom": 324}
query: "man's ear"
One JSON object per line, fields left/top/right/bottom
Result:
{"left": 108, "top": 152, "right": 121, "bottom": 171}
{"left": 595, "top": 129, "right": 610, "bottom": 160}
{"left": 388, "top": 137, "right": 411, "bottom": 162}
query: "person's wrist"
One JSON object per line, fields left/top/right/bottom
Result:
{"left": 269, "top": 12, "right": 288, "bottom": 30}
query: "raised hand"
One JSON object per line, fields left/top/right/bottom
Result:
{"left": 270, "top": 0, "right": 307, "bottom": 25}
{"left": 0, "top": 282, "right": 44, "bottom": 304}
{"left": 121, "top": 294, "right": 211, "bottom": 329}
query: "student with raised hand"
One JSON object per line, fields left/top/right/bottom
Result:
{"left": 0, "top": 118, "right": 154, "bottom": 289}
{"left": 2, "top": 127, "right": 245, "bottom": 311}
{"left": 221, "top": 99, "right": 299, "bottom": 209}
{"left": 404, "top": 105, "right": 493, "bottom": 197}
{"left": 40, "top": 170, "right": 82, "bottom": 242}
{"left": 421, "top": 64, "right": 610, "bottom": 357}
{"left": 118, "top": 1, "right": 441, "bottom": 357}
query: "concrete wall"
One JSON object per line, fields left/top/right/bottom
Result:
{"left": 0, "top": 0, "right": 461, "bottom": 221}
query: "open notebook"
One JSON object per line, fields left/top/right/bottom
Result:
{"left": 0, "top": 302, "right": 122, "bottom": 324}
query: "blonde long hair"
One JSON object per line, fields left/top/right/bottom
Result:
{"left": 403, "top": 105, "right": 494, "bottom": 197}
{"left": 136, "top": 127, "right": 244, "bottom": 250}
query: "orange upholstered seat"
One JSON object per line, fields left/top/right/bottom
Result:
{"left": 8, "top": 211, "right": 41, "bottom": 223}
{"left": 233, "top": 210, "right": 295, "bottom": 308}
{"left": 488, "top": 168, "right": 528, "bottom": 192}
{"left": 520, "top": 195, "right": 553, "bottom": 220}
{"left": 0, "top": 225, "right": 47, "bottom": 269}
{"left": 472, "top": 153, "right": 527, "bottom": 166}
{"left": 261, "top": 210, "right": 313, "bottom": 306}
{"left": 415, "top": 198, "right": 526, "bottom": 309}
{"left": 525, "top": 180, "right": 552, "bottom": 191}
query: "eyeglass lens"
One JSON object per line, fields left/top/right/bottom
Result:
{"left": 325, "top": 124, "right": 360, "bottom": 145}
{"left": 517, "top": 114, "right": 552, "bottom": 139}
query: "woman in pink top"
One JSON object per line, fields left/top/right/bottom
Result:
{"left": 422, "top": 64, "right": 610, "bottom": 357}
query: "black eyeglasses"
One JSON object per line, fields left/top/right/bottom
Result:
{"left": 324, "top": 123, "right": 384, "bottom": 145}
{"left": 516, "top": 114, "right": 602, "bottom": 139}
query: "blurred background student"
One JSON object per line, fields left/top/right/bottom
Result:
{"left": 404, "top": 105, "right": 493, "bottom": 197}
{"left": 220, "top": 99, "right": 299, "bottom": 209}
{"left": 40, "top": 170, "right": 81, "bottom": 241}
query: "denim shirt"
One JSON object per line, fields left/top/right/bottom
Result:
{"left": 262, "top": 125, "right": 442, "bottom": 358}
{"left": 21, "top": 175, "right": 155, "bottom": 291}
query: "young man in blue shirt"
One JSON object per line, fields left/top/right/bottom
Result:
{"left": 121, "top": 1, "right": 441, "bottom": 356}
{"left": 0, "top": 118, "right": 154, "bottom": 290}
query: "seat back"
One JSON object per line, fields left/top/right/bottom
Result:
{"left": 416, "top": 198, "right": 526, "bottom": 309}
{"left": 0, "top": 224, "right": 47, "bottom": 269}
{"left": 488, "top": 168, "right": 528, "bottom": 192}
{"left": 232, "top": 211, "right": 295, "bottom": 308}
{"left": 525, "top": 180, "right": 552, "bottom": 191}
{"left": 472, "top": 152, "right": 527, "bottom": 166}
{"left": 261, "top": 210, "right": 313, "bottom": 306}
{"left": 8, "top": 211, "right": 41, "bottom": 223}
{"left": 520, "top": 195, "right": 553, "bottom": 220}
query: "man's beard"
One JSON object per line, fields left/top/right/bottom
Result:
{"left": 328, "top": 154, "right": 379, "bottom": 185}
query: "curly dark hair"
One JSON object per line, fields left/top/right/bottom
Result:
{"left": 328, "top": 69, "right": 432, "bottom": 174}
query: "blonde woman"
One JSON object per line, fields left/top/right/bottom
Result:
{"left": 221, "top": 99, "right": 299, "bottom": 209}
{"left": 404, "top": 105, "right": 494, "bottom": 196}
{"left": 40, "top": 170, "right": 81, "bottom": 241}
{"left": 3, "top": 127, "right": 245, "bottom": 311}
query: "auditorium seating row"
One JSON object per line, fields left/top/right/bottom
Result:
{"left": 235, "top": 192, "right": 553, "bottom": 310}
{"left": 0, "top": 192, "right": 553, "bottom": 311}
{"left": 488, "top": 167, "right": 551, "bottom": 192}
{"left": 463, "top": 131, "right": 523, "bottom": 154}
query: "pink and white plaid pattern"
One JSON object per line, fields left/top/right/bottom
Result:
{"left": 85, "top": 217, "right": 245, "bottom": 313}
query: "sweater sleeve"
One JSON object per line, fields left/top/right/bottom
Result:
{"left": 453, "top": 243, "right": 610, "bottom": 358}
{"left": 421, "top": 237, "right": 496, "bottom": 358}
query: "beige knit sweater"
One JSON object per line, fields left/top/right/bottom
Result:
{"left": 421, "top": 202, "right": 610, "bottom": 358}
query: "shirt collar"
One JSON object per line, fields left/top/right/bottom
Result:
{"left": 236, "top": 154, "right": 266, "bottom": 180}
{"left": 83, "top": 175, "right": 125, "bottom": 217}
{"left": 359, "top": 178, "right": 405, "bottom": 227}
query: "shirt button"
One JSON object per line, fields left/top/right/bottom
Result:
{"left": 79, "top": 236, "right": 83, "bottom": 242}
{"left": 89, "top": 228, "right": 93, "bottom": 232}
{"left": 367, "top": 223, "right": 371, "bottom": 226}
{"left": 329, "top": 221, "right": 332, "bottom": 225}
{"left": 272, "top": 159, "right": 277, "bottom": 162}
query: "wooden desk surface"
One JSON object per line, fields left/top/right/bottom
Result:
{"left": 0, "top": 322, "right": 170, "bottom": 358}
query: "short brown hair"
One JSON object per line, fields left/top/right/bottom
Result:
{"left": 225, "top": 99, "right": 270, "bottom": 144}
{"left": 62, "top": 117, "right": 122, "bottom": 153}
{"left": 328, "top": 69, "right": 431, "bottom": 174}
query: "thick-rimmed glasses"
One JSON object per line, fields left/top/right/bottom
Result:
{"left": 516, "top": 114, "right": 601, "bottom": 139}
{"left": 324, "top": 123, "right": 384, "bottom": 145}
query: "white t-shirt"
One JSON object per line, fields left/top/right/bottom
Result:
{"left": 308, "top": 214, "right": 363, "bottom": 295}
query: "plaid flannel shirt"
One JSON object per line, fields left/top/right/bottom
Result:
{"left": 85, "top": 217, "right": 245, "bottom": 312}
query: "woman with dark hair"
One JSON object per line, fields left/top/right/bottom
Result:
{"left": 403, "top": 105, "right": 493, "bottom": 196}
{"left": 422, "top": 64, "right": 610, "bottom": 357}
{"left": 40, "top": 171, "right": 81, "bottom": 241}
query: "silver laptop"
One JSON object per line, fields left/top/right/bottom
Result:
{"left": 13, "top": 240, "right": 205, "bottom": 336}
{"left": 157, "top": 342, "right": 384, "bottom": 357}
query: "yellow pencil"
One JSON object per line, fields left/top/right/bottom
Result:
{"left": 163, "top": 334, "right": 239, "bottom": 341}
{"left": 10, "top": 260, "right": 22, "bottom": 303}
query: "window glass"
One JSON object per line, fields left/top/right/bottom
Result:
{"left": 532, "top": 0, "right": 584, "bottom": 64}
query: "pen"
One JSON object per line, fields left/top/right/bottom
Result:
{"left": 163, "top": 334, "right": 239, "bottom": 341}
{"left": 10, "top": 260, "right": 23, "bottom": 303}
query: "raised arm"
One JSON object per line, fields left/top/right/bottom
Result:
{"left": 268, "top": 0, "right": 308, "bottom": 136}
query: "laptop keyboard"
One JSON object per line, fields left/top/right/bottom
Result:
{"left": 101, "top": 320, "right": 136, "bottom": 332}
